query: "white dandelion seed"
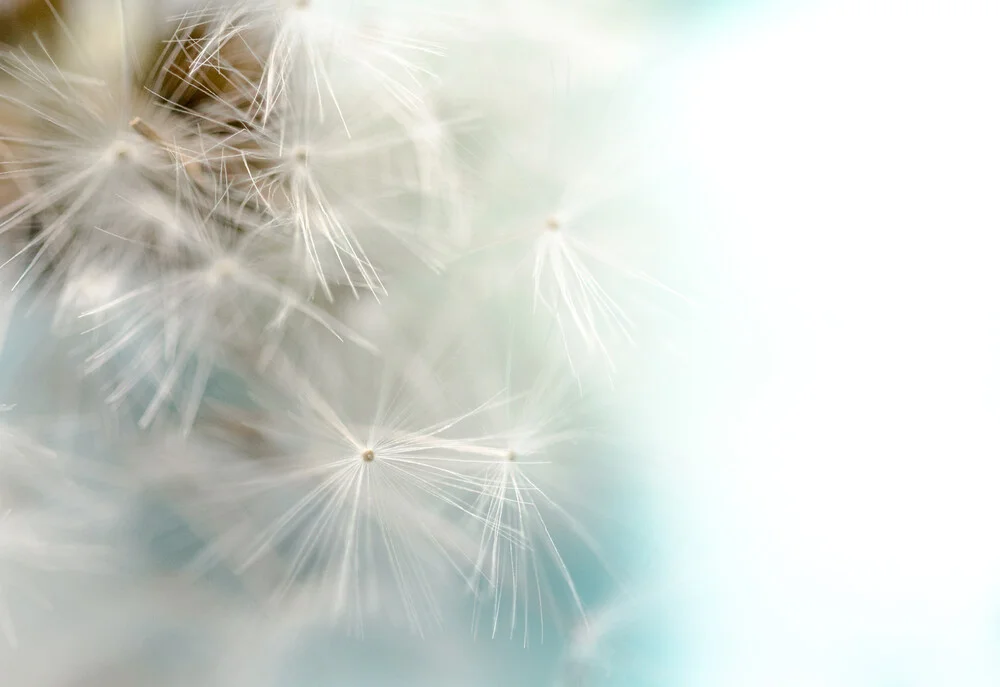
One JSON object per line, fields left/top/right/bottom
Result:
{"left": 76, "top": 190, "right": 373, "bottom": 432}
{"left": 457, "top": 404, "right": 600, "bottom": 642}
{"left": 184, "top": 0, "right": 452, "bottom": 127}
{"left": 456, "top": 94, "right": 689, "bottom": 374}
{"left": 421, "top": 332, "right": 613, "bottom": 645}
{"left": 167, "top": 344, "right": 502, "bottom": 634}
{"left": 200, "top": 84, "right": 467, "bottom": 302}
{"left": 0, "top": 3, "right": 210, "bottom": 293}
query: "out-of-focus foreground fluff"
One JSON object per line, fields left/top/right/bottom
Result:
{"left": 0, "top": 0, "right": 675, "bottom": 684}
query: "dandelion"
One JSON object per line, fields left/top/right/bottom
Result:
{"left": 0, "top": 4, "right": 217, "bottom": 300}
{"left": 456, "top": 96, "right": 687, "bottom": 374}
{"left": 403, "top": 329, "right": 614, "bottom": 645}
{"left": 76, "top": 190, "right": 372, "bottom": 432}
{"left": 164, "top": 346, "right": 500, "bottom": 635}
{"left": 455, "top": 399, "right": 600, "bottom": 643}
{"left": 184, "top": 0, "right": 452, "bottom": 126}
{"left": 0, "top": 0, "right": 664, "bottom": 679}
{"left": 198, "top": 84, "right": 466, "bottom": 302}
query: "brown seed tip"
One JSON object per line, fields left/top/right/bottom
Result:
{"left": 545, "top": 215, "right": 561, "bottom": 231}
{"left": 129, "top": 117, "right": 165, "bottom": 147}
{"left": 362, "top": 449, "right": 375, "bottom": 462}
{"left": 506, "top": 450, "right": 517, "bottom": 462}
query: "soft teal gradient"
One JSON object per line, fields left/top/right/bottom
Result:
{"left": 647, "top": 0, "right": 1000, "bottom": 685}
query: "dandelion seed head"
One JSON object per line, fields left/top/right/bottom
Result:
{"left": 0, "top": 0, "right": 655, "bottom": 662}
{"left": 206, "top": 257, "right": 240, "bottom": 285}
{"left": 109, "top": 140, "right": 135, "bottom": 164}
{"left": 292, "top": 144, "right": 309, "bottom": 166}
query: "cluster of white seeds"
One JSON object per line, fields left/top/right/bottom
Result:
{"left": 0, "top": 0, "right": 672, "bottom": 682}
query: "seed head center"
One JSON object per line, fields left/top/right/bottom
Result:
{"left": 109, "top": 140, "right": 134, "bottom": 164}
{"left": 361, "top": 449, "right": 375, "bottom": 462}
{"left": 506, "top": 450, "right": 518, "bottom": 462}
{"left": 545, "top": 214, "right": 562, "bottom": 232}
{"left": 207, "top": 258, "right": 239, "bottom": 285}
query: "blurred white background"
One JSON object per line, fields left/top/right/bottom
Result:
{"left": 646, "top": 0, "right": 1000, "bottom": 684}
